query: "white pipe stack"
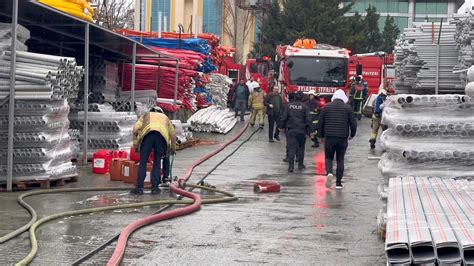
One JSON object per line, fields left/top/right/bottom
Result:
{"left": 379, "top": 94, "right": 474, "bottom": 178}
{"left": 69, "top": 110, "right": 137, "bottom": 158}
{"left": 0, "top": 24, "right": 81, "bottom": 182}
{"left": 394, "top": 22, "right": 462, "bottom": 94}
{"left": 0, "top": 50, "right": 83, "bottom": 101}
{"left": 87, "top": 59, "right": 118, "bottom": 103}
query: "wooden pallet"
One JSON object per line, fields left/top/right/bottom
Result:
{"left": 0, "top": 176, "right": 78, "bottom": 192}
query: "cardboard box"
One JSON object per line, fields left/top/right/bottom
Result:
{"left": 121, "top": 160, "right": 138, "bottom": 184}
{"left": 109, "top": 158, "right": 126, "bottom": 181}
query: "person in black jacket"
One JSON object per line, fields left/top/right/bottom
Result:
{"left": 265, "top": 86, "right": 283, "bottom": 142}
{"left": 318, "top": 89, "right": 357, "bottom": 189}
{"left": 281, "top": 92, "right": 296, "bottom": 162}
{"left": 280, "top": 92, "right": 311, "bottom": 172}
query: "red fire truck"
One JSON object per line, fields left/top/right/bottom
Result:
{"left": 349, "top": 53, "right": 395, "bottom": 96}
{"left": 245, "top": 57, "right": 274, "bottom": 93}
{"left": 275, "top": 40, "right": 351, "bottom": 100}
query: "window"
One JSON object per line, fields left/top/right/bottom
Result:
{"left": 415, "top": 1, "right": 427, "bottom": 15}
{"left": 288, "top": 57, "right": 348, "bottom": 87}
{"left": 426, "top": 2, "right": 437, "bottom": 14}
{"left": 376, "top": 0, "right": 388, "bottom": 12}
{"left": 436, "top": 2, "right": 447, "bottom": 14}
{"left": 203, "top": 0, "right": 222, "bottom": 35}
{"left": 398, "top": 0, "right": 409, "bottom": 13}
{"left": 387, "top": 0, "right": 399, "bottom": 13}
{"left": 152, "top": 0, "right": 170, "bottom": 31}
{"left": 397, "top": 17, "right": 408, "bottom": 30}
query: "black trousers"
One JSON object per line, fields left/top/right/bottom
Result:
{"left": 137, "top": 132, "right": 167, "bottom": 190}
{"left": 287, "top": 129, "right": 306, "bottom": 166}
{"left": 324, "top": 136, "right": 348, "bottom": 183}
{"left": 267, "top": 114, "right": 280, "bottom": 140}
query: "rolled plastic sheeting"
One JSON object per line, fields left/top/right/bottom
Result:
{"left": 187, "top": 106, "right": 237, "bottom": 134}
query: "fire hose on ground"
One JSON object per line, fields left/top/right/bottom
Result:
{"left": 2, "top": 121, "right": 259, "bottom": 265}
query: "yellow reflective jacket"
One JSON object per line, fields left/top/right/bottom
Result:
{"left": 248, "top": 90, "right": 266, "bottom": 110}
{"left": 133, "top": 112, "right": 176, "bottom": 154}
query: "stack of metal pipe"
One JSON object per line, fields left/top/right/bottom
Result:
{"left": 394, "top": 23, "right": 462, "bottom": 94}
{"left": 69, "top": 111, "right": 137, "bottom": 158}
{"left": 452, "top": 13, "right": 474, "bottom": 86}
{"left": 379, "top": 94, "right": 474, "bottom": 178}
{"left": 117, "top": 89, "right": 157, "bottom": 110}
{"left": 0, "top": 51, "right": 83, "bottom": 101}
{"left": 86, "top": 59, "right": 118, "bottom": 103}
{"left": 0, "top": 22, "right": 29, "bottom": 52}
{"left": 385, "top": 176, "right": 473, "bottom": 265}
{"left": 0, "top": 99, "right": 77, "bottom": 181}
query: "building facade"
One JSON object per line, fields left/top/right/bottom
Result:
{"left": 343, "top": 0, "right": 464, "bottom": 31}
{"left": 134, "top": 0, "right": 258, "bottom": 63}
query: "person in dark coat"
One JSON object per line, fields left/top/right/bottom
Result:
{"left": 232, "top": 79, "right": 250, "bottom": 121}
{"left": 279, "top": 92, "right": 311, "bottom": 172}
{"left": 227, "top": 79, "right": 237, "bottom": 109}
{"left": 265, "top": 86, "right": 283, "bottom": 142}
{"left": 281, "top": 92, "right": 296, "bottom": 162}
{"left": 318, "top": 89, "right": 357, "bottom": 190}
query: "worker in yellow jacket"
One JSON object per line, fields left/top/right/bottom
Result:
{"left": 131, "top": 107, "right": 176, "bottom": 195}
{"left": 248, "top": 86, "right": 266, "bottom": 129}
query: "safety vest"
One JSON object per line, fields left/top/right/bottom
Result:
{"left": 353, "top": 84, "right": 365, "bottom": 100}
{"left": 249, "top": 91, "right": 265, "bottom": 109}
{"left": 133, "top": 112, "right": 176, "bottom": 154}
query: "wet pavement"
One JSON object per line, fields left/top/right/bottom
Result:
{"left": 0, "top": 116, "right": 387, "bottom": 265}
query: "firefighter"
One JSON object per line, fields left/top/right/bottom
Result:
{"left": 279, "top": 92, "right": 311, "bottom": 172}
{"left": 248, "top": 86, "right": 266, "bottom": 128}
{"left": 131, "top": 106, "right": 176, "bottom": 195}
{"left": 369, "top": 84, "right": 394, "bottom": 149}
{"left": 349, "top": 75, "right": 368, "bottom": 120}
{"left": 306, "top": 90, "right": 321, "bottom": 148}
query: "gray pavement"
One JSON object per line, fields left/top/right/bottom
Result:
{"left": 0, "top": 117, "right": 387, "bottom": 265}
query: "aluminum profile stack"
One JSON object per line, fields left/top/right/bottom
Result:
{"left": 379, "top": 94, "right": 474, "bottom": 178}
{"left": 385, "top": 176, "right": 473, "bottom": 265}
{"left": 453, "top": 12, "right": 474, "bottom": 86}
{"left": 394, "top": 23, "right": 463, "bottom": 94}
{"left": 87, "top": 59, "right": 118, "bottom": 103}
{"left": 0, "top": 22, "right": 29, "bottom": 52}
{"left": 69, "top": 109, "right": 137, "bottom": 158}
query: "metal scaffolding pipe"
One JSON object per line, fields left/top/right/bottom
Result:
{"left": 130, "top": 43, "right": 136, "bottom": 112}
{"left": 6, "top": 0, "right": 19, "bottom": 191}
{"left": 83, "top": 24, "right": 89, "bottom": 164}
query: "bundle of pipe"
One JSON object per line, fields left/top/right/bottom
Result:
{"left": 187, "top": 106, "right": 237, "bottom": 134}
{"left": 385, "top": 176, "right": 473, "bottom": 265}
{"left": 0, "top": 50, "right": 83, "bottom": 101}
{"left": 0, "top": 22, "right": 29, "bottom": 52}
{"left": 117, "top": 89, "right": 157, "bottom": 110}
{"left": 85, "top": 59, "right": 118, "bottom": 104}
{"left": 379, "top": 94, "right": 474, "bottom": 178}
{"left": 205, "top": 73, "right": 232, "bottom": 108}
{"left": 452, "top": 13, "right": 474, "bottom": 86}
{"left": 120, "top": 63, "right": 197, "bottom": 111}
{"left": 171, "top": 120, "right": 193, "bottom": 145}
{"left": 393, "top": 23, "right": 462, "bottom": 94}
{"left": 0, "top": 99, "right": 77, "bottom": 181}
{"left": 69, "top": 111, "right": 136, "bottom": 158}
